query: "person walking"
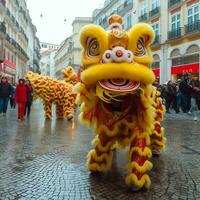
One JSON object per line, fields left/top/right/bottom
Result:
{"left": 179, "top": 74, "right": 192, "bottom": 113}
{"left": 15, "top": 79, "right": 27, "bottom": 121}
{"left": 0, "top": 77, "right": 13, "bottom": 116}
{"left": 24, "top": 80, "right": 33, "bottom": 118}
{"left": 189, "top": 77, "right": 200, "bottom": 121}
{"left": 10, "top": 84, "right": 16, "bottom": 109}
{"left": 164, "top": 81, "right": 176, "bottom": 113}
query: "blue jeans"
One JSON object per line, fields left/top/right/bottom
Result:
{"left": 190, "top": 97, "right": 198, "bottom": 118}
{"left": 0, "top": 97, "right": 9, "bottom": 113}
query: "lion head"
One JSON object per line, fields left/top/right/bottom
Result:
{"left": 78, "top": 15, "right": 155, "bottom": 114}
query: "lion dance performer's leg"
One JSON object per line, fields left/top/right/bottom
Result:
{"left": 43, "top": 101, "right": 52, "bottom": 119}
{"left": 56, "top": 104, "right": 64, "bottom": 119}
{"left": 87, "top": 131, "right": 116, "bottom": 172}
{"left": 126, "top": 86, "right": 155, "bottom": 190}
{"left": 150, "top": 90, "right": 166, "bottom": 155}
{"left": 126, "top": 127, "right": 153, "bottom": 190}
{"left": 63, "top": 94, "right": 76, "bottom": 120}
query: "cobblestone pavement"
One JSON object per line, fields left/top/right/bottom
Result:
{"left": 0, "top": 101, "right": 200, "bottom": 200}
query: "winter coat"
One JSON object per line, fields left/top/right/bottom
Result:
{"left": 179, "top": 79, "right": 192, "bottom": 96}
{"left": 26, "top": 85, "right": 33, "bottom": 103}
{"left": 15, "top": 84, "right": 27, "bottom": 103}
{"left": 0, "top": 83, "right": 12, "bottom": 98}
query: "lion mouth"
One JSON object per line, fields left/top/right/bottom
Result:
{"left": 98, "top": 79, "right": 140, "bottom": 92}
{"left": 96, "top": 79, "right": 140, "bottom": 105}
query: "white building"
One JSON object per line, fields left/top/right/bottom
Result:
{"left": 137, "top": 0, "right": 200, "bottom": 83}
{"left": 40, "top": 42, "right": 60, "bottom": 53}
{"left": 93, "top": 0, "right": 135, "bottom": 30}
{"left": 40, "top": 50, "right": 56, "bottom": 77}
{"left": 54, "top": 17, "right": 92, "bottom": 78}
{"left": 0, "top": 0, "right": 41, "bottom": 83}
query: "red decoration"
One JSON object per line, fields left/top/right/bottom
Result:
{"left": 171, "top": 63, "right": 199, "bottom": 75}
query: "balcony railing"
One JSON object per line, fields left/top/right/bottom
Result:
{"left": 117, "top": 0, "right": 133, "bottom": 16}
{"left": 185, "top": 20, "right": 200, "bottom": 34}
{"left": 149, "top": 7, "right": 160, "bottom": 18}
{"left": 0, "top": 0, "right": 5, "bottom": 7}
{"left": 168, "top": 28, "right": 183, "bottom": 40}
{"left": 139, "top": 13, "right": 148, "bottom": 22}
{"left": 6, "top": 34, "right": 29, "bottom": 60}
{"left": 168, "top": 0, "right": 182, "bottom": 9}
{"left": 0, "top": 22, "right": 6, "bottom": 34}
{"left": 152, "top": 35, "right": 160, "bottom": 46}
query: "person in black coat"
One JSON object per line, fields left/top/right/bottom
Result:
{"left": 24, "top": 80, "right": 33, "bottom": 118}
{"left": 0, "top": 77, "right": 13, "bottom": 116}
{"left": 179, "top": 74, "right": 192, "bottom": 113}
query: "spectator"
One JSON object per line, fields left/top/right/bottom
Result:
{"left": 175, "top": 79, "right": 181, "bottom": 113}
{"left": 179, "top": 74, "right": 192, "bottom": 113}
{"left": 164, "top": 81, "right": 176, "bottom": 113}
{"left": 10, "top": 84, "right": 16, "bottom": 109}
{"left": 189, "top": 76, "right": 200, "bottom": 121}
{"left": 0, "top": 77, "right": 13, "bottom": 116}
{"left": 15, "top": 79, "right": 27, "bottom": 121}
{"left": 24, "top": 80, "right": 33, "bottom": 118}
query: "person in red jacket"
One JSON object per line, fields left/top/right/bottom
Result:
{"left": 15, "top": 79, "right": 27, "bottom": 121}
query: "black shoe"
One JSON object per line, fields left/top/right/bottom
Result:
{"left": 166, "top": 111, "right": 171, "bottom": 114}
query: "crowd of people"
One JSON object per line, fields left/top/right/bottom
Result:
{"left": 154, "top": 74, "right": 200, "bottom": 121}
{"left": 1, "top": 73, "right": 200, "bottom": 122}
{"left": 0, "top": 76, "right": 33, "bottom": 121}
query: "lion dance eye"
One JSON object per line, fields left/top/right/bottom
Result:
{"left": 134, "top": 37, "right": 147, "bottom": 57}
{"left": 112, "top": 46, "right": 126, "bottom": 62}
{"left": 125, "top": 50, "right": 133, "bottom": 63}
{"left": 103, "top": 50, "right": 113, "bottom": 63}
{"left": 86, "top": 38, "right": 99, "bottom": 57}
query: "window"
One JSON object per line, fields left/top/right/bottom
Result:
{"left": 171, "top": 13, "right": 181, "bottom": 30}
{"left": 152, "top": 22, "right": 159, "bottom": 36}
{"left": 140, "top": 1, "right": 147, "bottom": 16}
{"left": 187, "top": 4, "right": 199, "bottom": 24}
{"left": 127, "top": 14, "right": 132, "bottom": 29}
{"left": 152, "top": 0, "right": 159, "bottom": 10}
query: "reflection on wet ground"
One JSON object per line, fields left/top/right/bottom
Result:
{"left": 0, "top": 101, "right": 200, "bottom": 200}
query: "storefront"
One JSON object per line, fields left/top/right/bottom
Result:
{"left": 171, "top": 63, "right": 199, "bottom": 81}
{"left": 0, "top": 59, "right": 16, "bottom": 84}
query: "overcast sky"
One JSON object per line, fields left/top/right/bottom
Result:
{"left": 27, "top": 0, "right": 102, "bottom": 44}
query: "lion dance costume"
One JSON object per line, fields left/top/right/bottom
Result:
{"left": 26, "top": 67, "right": 77, "bottom": 120}
{"left": 75, "top": 15, "right": 166, "bottom": 190}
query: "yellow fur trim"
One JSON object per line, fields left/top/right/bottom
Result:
{"left": 125, "top": 173, "right": 151, "bottom": 189}
{"left": 87, "top": 149, "right": 112, "bottom": 162}
{"left": 81, "top": 63, "right": 155, "bottom": 85}
{"left": 127, "top": 160, "right": 153, "bottom": 174}
{"left": 128, "top": 147, "right": 152, "bottom": 159}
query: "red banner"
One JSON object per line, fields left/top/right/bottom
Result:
{"left": 3, "top": 59, "right": 16, "bottom": 69}
{"left": 171, "top": 63, "right": 199, "bottom": 75}
{"left": 152, "top": 68, "right": 160, "bottom": 76}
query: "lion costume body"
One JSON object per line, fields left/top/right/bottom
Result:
{"left": 26, "top": 68, "right": 76, "bottom": 119}
{"left": 75, "top": 15, "right": 166, "bottom": 190}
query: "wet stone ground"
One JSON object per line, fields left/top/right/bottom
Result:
{"left": 0, "top": 101, "right": 200, "bottom": 200}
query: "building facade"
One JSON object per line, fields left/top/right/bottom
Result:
{"left": 40, "top": 42, "right": 59, "bottom": 53}
{"left": 92, "top": 0, "right": 200, "bottom": 84}
{"left": 92, "top": 0, "right": 135, "bottom": 30}
{"left": 0, "top": 0, "right": 40, "bottom": 83}
{"left": 39, "top": 42, "right": 60, "bottom": 77}
{"left": 40, "top": 49, "right": 56, "bottom": 77}
{"left": 54, "top": 17, "right": 92, "bottom": 78}
{"left": 137, "top": 0, "right": 200, "bottom": 83}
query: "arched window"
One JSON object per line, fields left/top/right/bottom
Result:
{"left": 152, "top": 54, "right": 160, "bottom": 69}
{"left": 171, "top": 49, "right": 181, "bottom": 66}
{"left": 184, "top": 45, "right": 200, "bottom": 64}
